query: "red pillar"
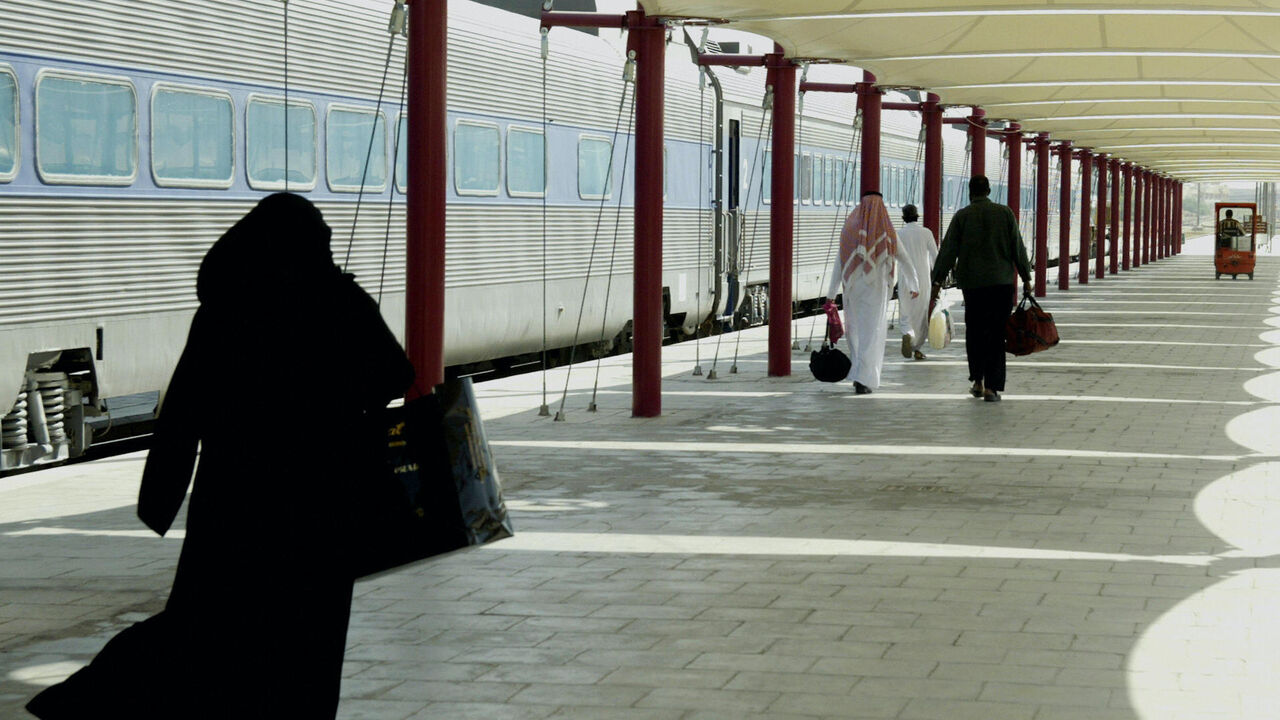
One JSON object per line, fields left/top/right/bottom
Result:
{"left": 859, "top": 72, "right": 882, "bottom": 194}
{"left": 923, "top": 93, "right": 943, "bottom": 242}
{"left": 405, "top": 0, "right": 447, "bottom": 397}
{"left": 1006, "top": 129, "right": 1022, "bottom": 220}
{"left": 1164, "top": 178, "right": 1171, "bottom": 258}
{"left": 1078, "top": 150, "right": 1092, "bottom": 285}
{"left": 1157, "top": 176, "right": 1166, "bottom": 260}
{"left": 1136, "top": 169, "right": 1146, "bottom": 267}
{"left": 767, "top": 49, "right": 795, "bottom": 378}
{"left": 1108, "top": 158, "right": 1120, "bottom": 275}
{"left": 1156, "top": 174, "right": 1164, "bottom": 260}
{"left": 1175, "top": 182, "right": 1183, "bottom": 254}
{"left": 1034, "top": 134, "right": 1049, "bottom": 297}
{"left": 1146, "top": 170, "right": 1157, "bottom": 263}
{"left": 1121, "top": 163, "right": 1132, "bottom": 271}
{"left": 628, "top": 12, "right": 665, "bottom": 416}
{"left": 1095, "top": 154, "right": 1107, "bottom": 280}
{"left": 1133, "top": 169, "right": 1144, "bottom": 268}
{"left": 969, "top": 108, "right": 986, "bottom": 178}
{"left": 1157, "top": 175, "right": 1167, "bottom": 258}
{"left": 1058, "top": 142, "right": 1072, "bottom": 290}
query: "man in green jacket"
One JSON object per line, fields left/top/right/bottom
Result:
{"left": 930, "top": 175, "right": 1032, "bottom": 403}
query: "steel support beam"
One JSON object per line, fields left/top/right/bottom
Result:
{"left": 1005, "top": 129, "right": 1022, "bottom": 221}
{"left": 1109, "top": 159, "right": 1120, "bottom": 275}
{"left": 1033, "top": 134, "right": 1049, "bottom": 297}
{"left": 1159, "top": 176, "right": 1167, "bottom": 260}
{"left": 405, "top": 0, "right": 447, "bottom": 397}
{"left": 1146, "top": 170, "right": 1157, "bottom": 263}
{"left": 1058, "top": 142, "right": 1072, "bottom": 290}
{"left": 1133, "top": 169, "right": 1143, "bottom": 269}
{"left": 1159, "top": 175, "right": 1166, "bottom": 259}
{"left": 767, "top": 48, "right": 795, "bottom": 378}
{"left": 628, "top": 11, "right": 665, "bottom": 416}
{"left": 1078, "top": 150, "right": 1092, "bottom": 285}
{"left": 544, "top": 8, "right": 669, "bottom": 416}
{"left": 1176, "top": 182, "right": 1183, "bottom": 254}
{"left": 968, "top": 108, "right": 986, "bottom": 178}
{"left": 1157, "top": 175, "right": 1167, "bottom": 258}
{"left": 1095, "top": 154, "right": 1106, "bottom": 280}
{"left": 923, "top": 94, "right": 943, "bottom": 243}
{"left": 858, "top": 72, "right": 882, "bottom": 195}
{"left": 1121, "top": 163, "right": 1132, "bottom": 271}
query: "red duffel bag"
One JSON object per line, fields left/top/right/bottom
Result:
{"left": 1005, "top": 294, "right": 1060, "bottom": 356}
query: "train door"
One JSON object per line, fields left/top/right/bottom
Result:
{"left": 723, "top": 109, "right": 743, "bottom": 320}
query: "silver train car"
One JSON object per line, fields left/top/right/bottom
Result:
{"left": 0, "top": 0, "right": 1084, "bottom": 472}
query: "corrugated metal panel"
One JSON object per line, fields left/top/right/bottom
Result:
{"left": 1, "top": 0, "right": 402, "bottom": 101}
{"left": 0, "top": 197, "right": 414, "bottom": 325}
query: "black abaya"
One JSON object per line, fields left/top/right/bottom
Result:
{"left": 28, "top": 194, "right": 414, "bottom": 719}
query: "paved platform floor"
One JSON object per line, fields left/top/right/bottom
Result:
{"left": 4, "top": 239, "right": 1280, "bottom": 719}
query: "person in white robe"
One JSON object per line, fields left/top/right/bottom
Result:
{"left": 896, "top": 204, "right": 938, "bottom": 360}
{"left": 824, "top": 191, "right": 919, "bottom": 394}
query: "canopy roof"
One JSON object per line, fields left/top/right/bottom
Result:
{"left": 638, "top": 1, "right": 1280, "bottom": 182}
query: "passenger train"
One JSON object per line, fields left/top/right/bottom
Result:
{"left": 0, "top": 0, "right": 1088, "bottom": 472}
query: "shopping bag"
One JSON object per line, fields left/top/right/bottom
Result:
{"left": 823, "top": 300, "right": 844, "bottom": 345}
{"left": 927, "top": 306, "right": 952, "bottom": 349}
{"left": 1005, "top": 295, "right": 1060, "bottom": 356}
{"left": 349, "top": 377, "right": 513, "bottom": 579}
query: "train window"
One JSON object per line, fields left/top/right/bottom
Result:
{"left": 507, "top": 126, "right": 545, "bottom": 197}
{"left": 0, "top": 68, "right": 15, "bottom": 182}
{"left": 454, "top": 119, "right": 499, "bottom": 196}
{"left": 578, "top": 135, "right": 612, "bottom": 200}
{"left": 36, "top": 72, "right": 137, "bottom": 185}
{"left": 151, "top": 85, "right": 234, "bottom": 188}
{"left": 812, "top": 154, "right": 823, "bottom": 204}
{"left": 246, "top": 95, "right": 316, "bottom": 190}
{"left": 761, "top": 150, "right": 771, "bottom": 203}
{"left": 829, "top": 154, "right": 839, "bottom": 203}
{"left": 394, "top": 113, "right": 407, "bottom": 193}
{"left": 833, "top": 159, "right": 844, "bottom": 205}
{"left": 845, "top": 164, "right": 857, "bottom": 204}
{"left": 793, "top": 152, "right": 800, "bottom": 201}
{"left": 800, "top": 153, "right": 812, "bottom": 203}
{"left": 327, "top": 106, "right": 387, "bottom": 192}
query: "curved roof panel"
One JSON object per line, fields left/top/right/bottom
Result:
{"left": 639, "top": 1, "right": 1280, "bottom": 180}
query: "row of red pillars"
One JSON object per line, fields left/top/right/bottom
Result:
{"left": 404, "top": 2, "right": 1186, "bottom": 416}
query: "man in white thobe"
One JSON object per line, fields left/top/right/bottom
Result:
{"left": 896, "top": 204, "right": 938, "bottom": 360}
{"left": 824, "top": 191, "right": 919, "bottom": 394}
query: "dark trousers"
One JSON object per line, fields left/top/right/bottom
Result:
{"left": 962, "top": 285, "right": 1014, "bottom": 392}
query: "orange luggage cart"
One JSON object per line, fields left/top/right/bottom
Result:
{"left": 1214, "top": 202, "right": 1257, "bottom": 280}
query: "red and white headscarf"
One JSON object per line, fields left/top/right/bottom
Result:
{"left": 838, "top": 194, "right": 898, "bottom": 285}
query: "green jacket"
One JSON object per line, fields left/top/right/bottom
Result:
{"left": 931, "top": 196, "right": 1031, "bottom": 289}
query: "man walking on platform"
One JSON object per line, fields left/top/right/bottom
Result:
{"left": 896, "top": 204, "right": 937, "bottom": 361}
{"left": 930, "top": 176, "right": 1032, "bottom": 403}
{"left": 824, "top": 191, "right": 920, "bottom": 395}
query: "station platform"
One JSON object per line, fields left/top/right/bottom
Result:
{"left": 3, "top": 237, "right": 1280, "bottom": 720}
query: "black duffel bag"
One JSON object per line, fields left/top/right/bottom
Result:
{"left": 810, "top": 344, "right": 852, "bottom": 382}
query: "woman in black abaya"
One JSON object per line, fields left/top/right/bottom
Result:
{"left": 28, "top": 193, "right": 415, "bottom": 719}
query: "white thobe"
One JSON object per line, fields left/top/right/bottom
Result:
{"left": 826, "top": 241, "right": 919, "bottom": 389}
{"left": 896, "top": 222, "right": 938, "bottom": 350}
